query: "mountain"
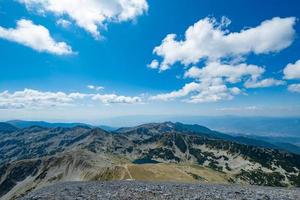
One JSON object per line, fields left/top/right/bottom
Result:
{"left": 6, "top": 120, "right": 92, "bottom": 129}
{"left": 175, "top": 116, "right": 300, "bottom": 137}
{"left": 240, "top": 135, "right": 300, "bottom": 154}
{"left": 98, "top": 125, "right": 118, "bottom": 131}
{"left": 171, "top": 122, "right": 287, "bottom": 152}
{"left": 5, "top": 120, "right": 117, "bottom": 132}
{"left": 1, "top": 122, "right": 300, "bottom": 199}
{"left": 101, "top": 116, "right": 300, "bottom": 137}
{"left": 0, "top": 123, "right": 18, "bottom": 134}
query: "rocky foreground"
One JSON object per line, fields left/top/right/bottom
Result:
{"left": 21, "top": 181, "right": 300, "bottom": 200}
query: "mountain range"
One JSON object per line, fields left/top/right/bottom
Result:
{"left": 97, "top": 116, "right": 300, "bottom": 136}
{"left": 5, "top": 120, "right": 116, "bottom": 132}
{"left": 3, "top": 120, "right": 300, "bottom": 154}
{"left": 0, "top": 121, "right": 300, "bottom": 199}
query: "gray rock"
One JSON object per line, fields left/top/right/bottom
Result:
{"left": 21, "top": 181, "right": 300, "bottom": 200}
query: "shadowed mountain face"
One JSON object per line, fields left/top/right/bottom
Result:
{"left": 1, "top": 122, "right": 300, "bottom": 199}
{"left": 0, "top": 123, "right": 18, "bottom": 135}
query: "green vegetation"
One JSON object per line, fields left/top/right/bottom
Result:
{"left": 287, "top": 174, "right": 300, "bottom": 187}
{"left": 146, "top": 148, "right": 180, "bottom": 162}
{"left": 237, "top": 169, "right": 287, "bottom": 187}
{"left": 132, "top": 158, "right": 160, "bottom": 164}
{"left": 189, "top": 148, "right": 206, "bottom": 165}
{"left": 208, "top": 161, "right": 223, "bottom": 172}
{"left": 187, "top": 172, "right": 206, "bottom": 181}
{"left": 175, "top": 134, "right": 187, "bottom": 153}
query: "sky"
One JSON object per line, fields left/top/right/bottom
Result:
{"left": 0, "top": 0, "right": 300, "bottom": 124}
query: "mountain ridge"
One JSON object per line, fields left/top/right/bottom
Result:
{"left": 5, "top": 120, "right": 116, "bottom": 132}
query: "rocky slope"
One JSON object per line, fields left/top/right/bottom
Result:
{"left": 21, "top": 181, "right": 300, "bottom": 200}
{"left": 1, "top": 122, "right": 300, "bottom": 199}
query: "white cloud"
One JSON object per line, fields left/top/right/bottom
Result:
{"left": 150, "top": 60, "right": 288, "bottom": 103}
{"left": 244, "top": 78, "right": 285, "bottom": 88}
{"left": 92, "top": 94, "right": 142, "bottom": 104}
{"left": 150, "top": 61, "right": 287, "bottom": 103}
{"left": 87, "top": 85, "right": 104, "bottom": 91}
{"left": 152, "top": 59, "right": 287, "bottom": 102}
{"left": 217, "top": 106, "right": 259, "bottom": 112}
{"left": 188, "top": 84, "right": 241, "bottom": 103}
{"left": 150, "top": 78, "right": 242, "bottom": 103}
{"left": 0, "top": 19, "right": 73, "bottom": 55}
{"left": 184, "top": 62, "right": 265, "bottom": 83}
{"left": 148, "top": 17, "right": 296, "bottom": 103}
{"left": 147, "top": 59, "right": 159, "bottom": 69}
{"left": 0, "top": 89, "right": 76, "bottom": 109}
{"left": 154, "top": 61, "right": 263, "bottom": 103}
{"left": 283, "top": 60, "right": 300, "bottom": 80}
{"left": 152, "top": 17, "right": 296, "bottom": 71}
{"left": 68, "top": 92, "right": 88, "bottom": 99}
{"left": 288, "top": 84, "right": 300, "bottom": 93}
{"left": 0, "top": 89, "right": 142, "bottom": 109}
{"left": 150, "top": 82, "right": 201, "bottom": 101}
{"left": 19, "top": 0, "right": 148, "bottom": 39}
{"left": 56, "top": 18, "right": 72, "bottom": 28}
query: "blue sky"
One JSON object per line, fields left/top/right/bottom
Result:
{"left": 0, "top": 0, "right": 300, "bottom": 123}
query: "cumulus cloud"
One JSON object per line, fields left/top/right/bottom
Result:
{"left": 0, "top": 89, "right": 76, "bottom": 109}
{"left": 0, "top": 19, "right": 73, "bottom": 55}
{"left": 284, "top": 59, "right": 300, "bottom": 80}
{"left": 92, "top": 94, "right": 142, "bottom": 104}
{"left": 150, "top": 82, "right": 201, "bottom": 101}
{"left": 184, "top": 62, "right": 265, "bottom": 83}
{"left": 147, "top": 59, "right": 159, "bottom": 69}
{"left": 0, "top": 89, "right": 142, "bottom": 109}
{"left": 150, "top": 61, "right": 263, "bottom": 103}
{"left": 288, "top": 84, "right": 300, "bottom": 93}
{"left": 152, "top": 17, "right": 296, "bottom": 71}
{"left": 244, "top": 78, "right": 285, "bottom": 88}
{"left": 149, "top": 16, "right": 296, "bottom": 103}
{"left": 188, "top": 84, "right": 241, "bottom": 103}
{"left": 150, "top": 60, "right": 287, "bottom": 103}
{"left": 150, "top": 78, "right": 241, "bottom": 103}
{"left": 19, "top": 0, "right": 148, "bottom": 39}
{"left": 56, "top": 19, "right": 72, "bottom": 28}
{"left": 87, "top": 85, "right": 104, "bottom": 91}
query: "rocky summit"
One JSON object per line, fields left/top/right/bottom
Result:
{"left": 1, "top": 122, "right": 300, "bottom": 199}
